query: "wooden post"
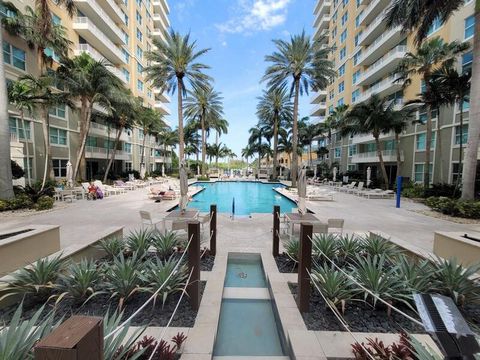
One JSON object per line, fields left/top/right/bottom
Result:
{"left": 187, "top": 221, "right": 201, "bottom": 310}
{"left": 297, "top": 223, "right": 313, "bottom": 313}
{"left": 35, "top": 316, "right": 103, "bottom": 360}
{"left": 273, "top": 205, "right": 280, "bottom": 257}
{"left": 210, "top": 204, "right": 217, "bottom": 256}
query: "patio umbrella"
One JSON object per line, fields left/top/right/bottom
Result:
{"left": 366, "top": 166, "right": 372, "bottom": 187}
{"left": 314, "top": 165, "right": 317, "bottom": 179}
{"left": 232, "top": 197, "right": 235, "bottom": 219}
{"left": 297, "top": 167, "right": 307, "bottom": 215}
{"left": 66, "top": 161, "right": 73, "bottom": 188}
{"left": 197, "top": 164, "right": 200, "bottom": 176}
{"left": 179, "top": 162, "right": 189, "bottom": 213}
{"left": 140, "top": 163, "right": 146, "bottom": 179}
{"left": 333, "top": 166, "right": 337, "bottom": 182}
{"left": 161, "top": 163, "right": 165, "bottom": 177}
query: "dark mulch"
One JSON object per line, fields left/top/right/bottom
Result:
{"left": 289, "top": 283, "right": 425, "bottom": 333}
{"left": 200, "top": 254, "right": 215, "bottom": 271}
{"left": 0, "top": 281, "right": 206, "bottom": 327}
{"left": 275, "top": 253, "right": 298, "bottom": 273}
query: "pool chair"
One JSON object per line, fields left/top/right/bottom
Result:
{"left": 161, "top": 191, "right": 176, "bottom": 200}
{"left": 114, "top": 180, "right": 135, "bottom": 191}
{"left": 328, "top": 219, "right": 344, "bottom": 234}
{"left": 312, "top": 223, "right": 329, "bottom": 234}
{"left": 139, "top": 210, "right": 164, "bottom": 232}
{"left": 351, "top": 182, "right": 364, "bottom": 195}
{"left": 361, "top": 189, "right": 387, "bottom": 199}
{"left": 339, "top": 182, "right": 356, "bottom": 192}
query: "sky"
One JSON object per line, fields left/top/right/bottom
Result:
{"left": 165, "top": 0, "right": 317, "bottom": 158}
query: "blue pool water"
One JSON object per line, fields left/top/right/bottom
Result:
{"left": 185, "top": 181, "right": 296, "bottom": 215}
{"left": 225, "top": 253, "right": 266, "bottom": 288}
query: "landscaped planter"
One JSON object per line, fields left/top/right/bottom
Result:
{"left": 434, "top": 231, "right": 480, "bottom": 267}
{"left": 0, "top": 225, "right": 60, "bottom": 276}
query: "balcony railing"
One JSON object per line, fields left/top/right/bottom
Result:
{"left": 358, "top": 10, "right": 388, "bottom": 44}
{"left": 75, "top": 44, "right": 104, "bottom": 62}
{"left": 351, "top": 149, "right": 403, "bottom": 163}
{"left": 359, "top": 0, "right": 386, "bottom": 25}
{"left": 85, "top": 146, "right": 131, "bottom": 160}
{"left": 357, "top": 73, "right": 401, "bottom": 103}
{"left": 359, "top": 46, "right": 406, "bottom": 82}
{"left": 359, "top": 26, "right": 403, "bottom": 64}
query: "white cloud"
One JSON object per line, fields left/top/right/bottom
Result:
{"left": 216, "top": 0, "right": 291, "bottom": 34}
{"left": 221, "top": 40, "right": 228, "bottom": 47}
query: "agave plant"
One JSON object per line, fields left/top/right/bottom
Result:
{"left": 152, "top": 231, "right": 181, "bottom": 260}
{"left": 395, "top": 256, "right": 434, "bottom": 295}
{"left": 3, "top": 255, "right": 64, "bottom": 301}
{"left": 336, "top": 234, "right": 362, "bottom": 263}
{"left": 0, "top": 304, "right": 60, "bottom": 360}
{"left": 312, "top": 233, "right": 338, "bottom": 263}
{"left": 105, "top": 252, "right": 145, "bottom": 309}
{"left": 142, "top": 257, "right": 188, "bottom": 307}
{"left": 360, "top": 234, "right": 403, "bottom": 261}
{"left": 283, "top": 237, "right": 299, "bottom": 263}
{"left": 125, "top": 229, "right": 154, "bottom": 257}
{"left": 97, "top": 236, "right": 126, "bottom": 259}
{"left": 352, "top": 254, "right": 411, "bottom": 314}
{"left": 311, "top": 263, "right": 357, "bottom": 313}
{"left": 57, "top": 259, "right": 104, "bottom": 305}
{"left": 430, "top": 257, "right": 480, "bottom": 306}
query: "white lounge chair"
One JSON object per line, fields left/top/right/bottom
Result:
{"left": 352, "top": 182, "right": 365, "bottom": 195}
{"left": 139, "top": 210, "right": 164, "bottom": 232}
{"left": 312, "top": 223, "right": 329, "bottom": 234}
{"left": 339, "top": 182, "right": 356, "bottom": 192}
{"left": 328, "top": 219, "right": 344, "bottom": 234}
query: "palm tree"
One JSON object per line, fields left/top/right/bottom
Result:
{"left": 339, "top": 95, "right": 398, "bottom": 189}
{"left": 248, "top": 125, "right": 269, "bottom": 176}
{"left": 211, "top": 118, "right": 229, "bottom": 145}
{"left": 299, "top": 119, "right": 322, "bottom": 168}
{"left": 256, "top": 87, "right": 293, "bottom": 180}
{"left": 57, "top": 53, "right": 124, "bottom": 181}
{"left": 145, "top": 30, "right": 211, "bottom": 162}
{"left": 136, "top": 107, "right": 167, "bottom": 167}
{"left": 262, "top": 31, "right": 335, "bottom": 187}
{"left": 241, "top": 145, "right": 254, "bottom": 172}
{"left": 387, "top": 105, "right": 415, "bottom": 179}
{"left": 158, "top": 129, "right": 178, "bottom": 172}
{"left": 396, "top": 38, "right": 469, "bottom": 186}
{"left": 184, "top": 85, "right": 223, "bottom": 175}
{"left": 324, "top": 105, "right": 349, "bottom": 166}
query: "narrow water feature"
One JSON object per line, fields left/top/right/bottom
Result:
{"left": 213, "top": 253, "right": 288, "bottom": 358}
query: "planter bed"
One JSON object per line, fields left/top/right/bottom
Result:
{"left": 275, "top": 253, "right": 297, "bottom": 273}
{"left": 200, "top": 254, "right": 215, "bottom": 271}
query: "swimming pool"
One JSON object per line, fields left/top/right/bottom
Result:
{"left": 184, "top": 181, "right": 296, "bottom": 215}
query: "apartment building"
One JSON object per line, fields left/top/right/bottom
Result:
{"left": 310, "top": 0, "right": 475, "bottom": 186}
{"left": 4, "top": 0, "right": 171, "bottom": 182}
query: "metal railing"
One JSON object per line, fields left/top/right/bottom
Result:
{"left": 360, "top": 26, "right": 403, "bottom": 61}
{"left": 360, "top": 46, "right": 407, "bottom": 81}
{"left": 81, "top": 0, "right": 125, "bottom": 43}
{"left": 357, "top": 73, "right": 401, "bottom": 103}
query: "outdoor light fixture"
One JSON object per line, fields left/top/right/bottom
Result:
{"left": 414, "top": 293, "right": 480, "bottom": 359}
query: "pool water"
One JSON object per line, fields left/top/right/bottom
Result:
{"left": 186, "top": 181, "right": 296, "bottom": 215}
{"left": 224, "top": 254, "right": 266, "bottom": 288}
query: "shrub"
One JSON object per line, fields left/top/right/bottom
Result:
{"left": 197, "top": 175, "right": 210, "bottom": 181}
{"left": 125, "top": 229, "right": 154, "bottom": 258}
{"left": 283, "top": 237, "right": 299, "bottom": 263}
{"left": 0, "top": 200, "right": 9, "bottom": 211}
{"left": 35, "top": 195, "right": 54, "bottom": 211}
{"left": 456, "top": 200, "right": 480, "bottom": 219}
{"left": 360, "top": 234, "right": 403, "bottom": 261}
{"left": 337, "top": 234, "right": 362, "bottom": 263}
{"left": 401, "top": 183, "right": 425, "bottom": 198}
{"left": 15, "top": 181, "right": 55, "bottom": 203}
{"left": 98, "top": 236, "right": 126, "bottom": 259}
{"left": 58, "top": 259, "right": 104, "bottom": 304}
{"left": 425, "top": 197, "right": 480, "bottom": 219}
{"left": 152, "top": 231, "right": 181, "bottom": 260}
{"left": 395, "top": 256, "right": 434, "bottom": 294}
{"left": 7, "top": 194, "right": 33, "bottom": 210}
{"left": 424, "top": 183, "right": 459, "bottom": 198}
{"left": 352, "top": 332, "right": 413, "bottom": 360}
{"left": 312, "top": 233, "right": 338, "bottom": 263}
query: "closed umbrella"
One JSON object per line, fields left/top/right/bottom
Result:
{"left": 161, "top": 163, "right": 165, "bottom": 177}
{"left": 314, "top": 165, "right": 317, "bottom": 179}
{"left": 297, "top": 166, "right": 307, "bottom": 215}
{"left": 279, "top": 166, "right": 283, "bottom": 177}
{"left": 179, "top": 162, "right": 189, "bottom": 213}
{"left": 366, "top": 166, "right": 372, "bottom": 187}
{"left": 333, "top": 166, "right": 337, "bottom": 182}
{"left": 197, "top": 164, "right": 200, "bottom": 176}
{"left": 66, "top": 161, "right": 73, "bottom": 188}
{"left": 140, "top": 163, "right": 146, "bottom": 179}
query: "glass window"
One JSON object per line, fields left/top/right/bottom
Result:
{"left": 329, "top": 90, "right": 335, "bottom": 100}
{"left": 49, "top": 104, "right": 66, "bottom": 118}
{"left": 339, "top": 47, "right": 346, "bottom": 60}
{"left": 455, "top": 124, "right": 468, "bottom": 145}
{"left": 122, "top": 68, "right": 130, "bottom": 82}
{"left": 348, "top": 144, "right": 357, "bottom": 157}
{"left": 136, "top": 10, "right": 142, "bottom": 25}
{"left": 332, "top": 10, "right": 338, "bottom": 22}
{"left": 124, "top": 142, "right": 132, "bottom": 153}
{"left": 427, "top": 17, "right": 443, "bottom": 36}
{"left": 49, "top": 127, "right": 67, "bottom": 146}
{"left": 137, "top": 61, "right": 143, "bottom": 73}
{"left": 328, "top": 105, "right": 334, "bottom": 114}
{"left": 462, "top": 52, "right": 473, "bottom": 72}
{"left": 338, "top": 98, "right": 344, "bottom": 106}
{"left": 123, "top": 12, "right": 129, "bottom": 25}
{"left": 3, "top": 41, "right": 26, "bottom": 70}
{"left": 136, "top": 28, "right": 143, "bottom": 41}
{"left": 338, "top": 64, "right": 345, "bottom": 76}
{"left": 353, "top": 50, "right": 362, "bottom": 65}
{"left": 341, "top": 12, "right": 348, "bottom": 26}
{"left": 122, "top": 30, "right": 129, "bottom": 44}
{"left": 332, "top": 27, "right": 337, "bottom": 39}
{"left": 340, "top": 29, "right": 347, "bottom": 43}
{"left": 122, "top": 48, "right": 129, "bottom": 63}
{"left": 335, "top": 147, "right": 341, "bottom": 158}
{"left": 138, "top": 129, "right": 144, "bottom": 139}
{"left": 352, "top": 70, "right": 361, "bottom": 84}
{"left": 355, "top": 11, "right": 363, "bottom": 27}
{"left": 86, "top": 136, "right": 97, "bottom": 147}
{"left": 343, "top": 0, "right": 349, "bottom": 6}
{"left": 338, "top": 81, "right": 345, "bottom": 93}
{"left": 416, "top": 132, "right": 436, "bottom": 150}
{"left": 352, "top": 89, "right": 360, "bottom": 103}
{"left": 137, "top": 80, "right": 144, "bottom": 92}
{"left": 452, "top": 163, "right": 463, "bottom": 183}
{"left": 414, "top": 163, "right": 433, "bottom": 183}
{"left": 136, "top": 46, "right": 143, "bottom": 59}
{"left": 465, "top": 15, "right": 475, "bottom": 39}
{"left": 9, "top": 117, "right": 31, "bottom": 140}
{"left": 52, "top": 159, "right": 68, "bottom": 177}
{"left": 384, "top": 140, "right": 395, "bottom": 151}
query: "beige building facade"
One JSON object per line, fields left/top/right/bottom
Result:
{"left": 310, "top": 0, "right": 475, "bottom": 186}
{"left": 3, "top": 0, "right": 171, "bottom": 182}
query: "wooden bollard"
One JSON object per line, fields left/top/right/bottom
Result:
{"left": 210, "top": 204, "right": 217, "bottom": 256}
{"left": 273, "top": 205, "right": 280, "bottom": 257}
{"left": 297, "top": 223, "right": 313, "bottom": 313}
{"left": 35, "top": 316, "right": 103, "bottom": 360}
{"left": 187, "top": 221, "right": 201, "bottom": 310}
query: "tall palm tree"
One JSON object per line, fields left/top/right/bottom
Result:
{"left": 158, "top": 128, "right": 178, "bottom": 172}
{"left": 57, "top": 53, "right": 124, "bottom": 181}
{"left": 248, "top": 125, "right": 269, "bottom": 176}
{"left": 184, "top": 85, "right": 223, "bottom": 175}
{"left": 241, "top": 145, "right": 254, "bottom": 172}
{"left": 256, "top": 87, "right": 293, "bottom": 180}
{"left": 136, "top": 107, "right": 167, "bottom": 167}
{"left": 388, "top": 106, "right": 415, "bottom": 179}
{"left": 262, "top": 32, "right": 335, "bottom": 187}
{"left": 211, "top": 118, "right": 229, "bottom": 145}
{"left": 396, "top": 38, "right": 469, "bottom": 186}
{"left": 386, "top": 1, "right": 478, "bottom": 198}
{"left": 299, "top": 119, "right": 322, "bottom": 168}
{"left": 339, "top": 95, "right": 398, "bottom": 189}
{"left": 145, "top": 30, "right": 211, "bottom": 161}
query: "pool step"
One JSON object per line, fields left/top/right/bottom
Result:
{"left": 213, "top": 357, "right": 290, "bottom": 360}
{"left": 222, "top": 287, "right": 270, "bottom": 300}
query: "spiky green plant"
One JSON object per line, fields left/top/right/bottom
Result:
{"left": 337, "top": 234, "right": 362, "bottom": 263}
{"left": 97, "top": 236, "right": 126, "bottom": 259}
{"left": 395, "top": 256, "right": 434, "bottom": 295}
{"left": 311, "top": 263, "right": 357, "bottom": 313}
{"left": 0, "top": 303, "right": 60, "bottom": 360}
{"left": 126, "top": 229, "right": 154, "bottom": 257}
{"left": 57, "top": 259, "right": 104, "bottom": 305}
{"left": 3, "top": 255, "right": 64, "bottom": 300}
{"left": 142, "top": 257, "right": 188, "bottom": 307}
{"left": 283, "top": 237, "right": 299, "bottom": 263}
{"left": 430, "top": 258, "right": 480, "bottom": 306}
{"left": 312, "top": 233, "right": 338, "bottom": 263}
{"left": 105, "top": 252, "right": 145, "bottom": 309}
{"left": 360, "top": 234, "right": 403, "bottom": 261}
{"left": 152, "top": 231, "right": 181, "bottom": 260}
{"left": 352, "top": 254, "right": 411, "bottom": 314}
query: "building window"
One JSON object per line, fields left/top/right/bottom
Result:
{"left": 341, "top": 12, "right": 348, "bottom": 26}
{"left": 335, "top": 147, "right": 341, "bottom": 158}
{"left": 123, "top": 12, "right": 129, "bottom": 25}
{"left": 3, "top": 41, "right": 26, "bottom": 70}
{"left": 366, "top": 143, "right": 376, "bottom": 152}
{"left": 52, "top": 159, "right": 68, "bottom": 177}
{"left": 137, "top": 61, "right": 143, "bottom": 73}
{"left": 122, "top": 49, "right": 129, "bottom": 63}
{"left": 125, "top": 162, "right": 132, "bottom": 172}
{"left": 338, "top": 64, "right": 345, "bottom": 76}
{"left": 348, "top": 164, "right": 357, "bottom": 171}
{"left": 122, "top": 30, "right": 129, "bottom": 44}
{"left": 332, "top": 27, "right": 337, "bottom": 39}
{"left": 122, "top": 68, "right": 130, "bottom": 82}
{"left": 342, "top": 0, "right": 349, "bottom": 6}
{"left": 352, "top": 89, "right": 360, "bottom": 103}
{"left": 138, "top": 128, "right": 144, "bottom": 139}
{"left": 338, "top": 81, "right": 345, "bottom": 93}
{"left": 462, "top": 52, "right": 473, "bottom": 72}
{"left": 416, "top": 132, "right": 436, "bottom": 150}
{"left": 136, "top": 46, "right": 143, "bottom": 59}
{"left": 418, "top": 108, "right": 438, "bottom": 122}
{"left": 339, "top": 47, "right": 346, "bottom": 60}
{"left": 49, "top": 104, "right": 66, "bottom": 118}
{"left": 353, "top": 50, "right": 362, "bottom": 65}
{"left": 455, "top": 125, "right": 468, "bottom": 145}
{"left": 414, "top": 163, "right": 432, "bottom": 183}
{"left": 354, "top": 31, "right": 362, "bottom": 46}
{"left": 137, "top": 80, "right": 144, "bottom": 92}
{"left": 332, "top": 10, "right": 338, "bottom": 22}
{"left": 465, "top": 15, "right": 475, "bottom": 39}
{"left": 147, "top": 89, "right": 152, "bottom": 98}
{"left": 136, "top": 28, "right": 143, "bottom": 42}
{"left": 427, "top": 17, "right": 443, "bottom": 36}
{"left": 338, "top": 98, "right": 344, "bottom": 106}
{"left": 329, "top": 90, "right": 334, "bottom": 100}
{"left": 355, "top": 11, "right": 363, "bottom": 27}
{"left": 49, "top": 127, "right": 67, "bottom": 146}
{"left": 124, "top": 142, "right": 132, "bottom": 153}
{"left": 340, "top": 29, "right": 347, "bottom": 43}
{"left": 328, "top": 105, "right": 334, "bottom": 114}
{"left": 136, "top": 10, "right": 142, "bottom": 25}
{"left": 353, "top": 70, "right": 361, "bottom": 84}
{"left": 86, "top": 136, "right": 97, "bottom": 147}
{"left": 9, "top": 117, "right": 31, "bottom": 140}
{"left": 452, "top": 163, "right": 462, "bottom": 183}
{"left": 348, "top": 144, "right": 357, "bottom": 157}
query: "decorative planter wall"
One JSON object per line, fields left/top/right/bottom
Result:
{"left": 434, "top": 231, "right": 480, "bottom": 267}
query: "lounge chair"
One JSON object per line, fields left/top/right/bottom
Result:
{"left": 339, "top": 182, "right": 356, "bottom": 192}
{"left": 312, "top": 223, "right": 329, "bottom": 234}
{"left": 114, "top": 180, "right": 134, "bottom": 191}
{"left": 328, "top": 219, "right": 344, "bottom": 234}
{"left": 352, "top": 182, "right": 365, "bottom": 195}
{"left": 161, "top": 190, "right": 176, "bottom": 200}
{"left": 139, "top": 210, "right": 164, "bottom": 232}
{"left": 361, "top": 189, "right": 387, "bottom": 199}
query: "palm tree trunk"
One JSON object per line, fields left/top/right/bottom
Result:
{"left": 435, "top": 107, "right": 444, "bottom": 183}
{"left": 458, "top": 100, "right": 465, "bottom": 188}
{"left": 177, "top": 79, "right": 184, "bottom": 161}
{"left": 21, "top": 111, "right": 31, "bottom": 186}
{"left": 395, "top": 132, "right": 402, "bottom": 180}
{"left": 40, "top": 106, "right": 53, "bottom": 189}
{"left": 201, "top": 113, "right": 206, "bottom": 176}
{"left": 309, "top": 143, "right": 312, "bottom": 167}
{"left": 73, "top": 99, "right": 92, "bottom": 181}
{"left": 375, "top": 136, "right": 389, "bottom": 189}
{"left": 140, "top": 131, "right": 146, "bottom": 165}
{"left": 0, "top": 28, "right": 14, "bottom": 199}
{"left": 462, "top": 11, "right": 480, "bottom": 200}
{"left": 272, "top": 115, "right": 279, "bottom": 180}
{"left": 104, "top": 127, "right": 122, "bottom": 183}
{"left": 291, "top": 78, "right": 300, "bottom": 187}
{"left": 424, "top": 105, "right": 433, "bottom": 187}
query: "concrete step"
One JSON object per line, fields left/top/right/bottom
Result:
{"left": 222, "top": 287, "right": 270, "bottom": 299}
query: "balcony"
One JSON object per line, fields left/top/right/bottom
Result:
{"left": 153, "top": 14, "right": 169, "bottom": 31}
{"left": 75, "top": 44, "right": 128, "bottom": 84}
{"left": 154, "top": 88, "right": 170, "bottom": 103}
{"left": 73, "top": 0, "right": 125, "bottom": 45}
{"left": 154, "top": 156, "right": 172, "bottom": 164}
{"left": 73, "top": 17, "right": 125, "bottom": 65}
{"left": 99, "top": 0, "right": 124, "bottom": 24}
{"left": 357, "top": 46, "right": 406, "bottom": 85}
{"left": 311, "top": 102, "right": 327, "bottom": 116}
{"left": 152, "top": 29, "right": 166, "bottom": 42}
{"left": 85, "top": 146, "right": 131, "bottom": 161}
{"left": 152, "top": 0, "right": 169, "bottom": 15}
{"left": 359, "top": 0, "right": 390, "bottom": 26}
{"left": 89, "top": 122, "right": 128, "bottom": 141}
{"left": 351, "top": 130, "right": 394, "bottom": 144}
{"left": 154, "top": 101, "right": 171, "bottom": 115}
{"left": 351, "top": 149, "right": 403, "bottom": 163}
{"left": 313, "top": 1, "right": 332, "bottom": 26}
{"left": 315, "top": 14, "right": 331, "bottom": 32}
{"left": 108, "top": 66, "right": 129, "bottom": 85}
{"left": 311, "top": 90, "right": 327, "bottom": 104}
{"left": 310, "top": 116, "right": 327, "bottom": 125}
{"left": 357, "top": 26, "right": 405, "bottom": 65}
{"left": 357, "top": 74, "right": 403, "bottom": 103}
{"left": 358, "top": 10, "right": 389, "bottom": 46}
{"left": 314, "top": 28, "right": 329, "bottom": 43}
